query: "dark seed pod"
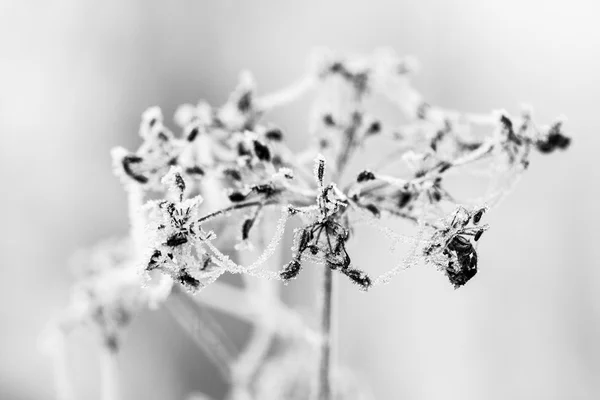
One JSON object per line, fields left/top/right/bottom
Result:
{"left": 280, "top": 259, "right": 302, "bottom": 281}
{"left": 343, "top": 268, "right": 372, "bottom": 291}
{"left": 122, "top": 155, "right": 148, "bottom": 184}
{"left": 500, "top": 115, "right": 513, "bottom": 132}
{"left": 445, "top": 255, "right": 477, "bottom": 289}
{"left": 223, "top": 168, "right": 242, "bottom": 181}
{"left": 556, "top": 135, "right": 571, "bottom": 149}
{"left": 329, "top": 62, "right": 344, "bottom": 73}
{"left": 472, "top": 209, "right": 484, "bottom": 224}
{"left": 437, "top": 161, "right": 452, "bottom": 173}
{"left": 185, "top": 166, "right": 205, "bottom": 176}
{"left": 447, "top": 235, "right": 473, "bottom": 253}
{"left": 474, "top": 230, "right": 484, "bottom": 241}
{"left": 166, "top": 234, "right": 188, "bottom": 247}
{"left": 178, "top": 271, "right": 200, "bottom": 289}
{"left": 356, "top": 170, "right": 376, "bottom": 182}
{"left": 253, "top": 184, "right": 275, "bottom": 196}
{"left": 174, "top": 173, "right": 186, "bottom": 194}
{"left": 264, "top": 128, "right": 283, "bottom": 141}
{"left": 322, "top": 114, "right": 336, "bottom": 126}
{"left": 237, "top": 92, "right": 252, "bottom": 112}
{"left": 228, "top": 191, "right": 247, "bottom": 202}
{"left": 398, "top": 191, "right": 413, "bottom": 209}
{"left": 364, "top": 203, "right": 380, "bottom": 218}
{"left": 431, "top": 189, "right": 442, "bottom": 202}
{"left": 536, "top": 140, "right": 555, "bottom": 153}
{"left": 187, "top": 126, "right": 200, "bottom": 142}
{"left": 253, "top": 140, "right": 271, "bottom": 161}
{"left": 366, "top": 121, "right": 381, "bottom": 135}
{"left": 242, "top": 219, "right": 254, "bottom": 240}
{"left": 147, "top": 250, "right": 162, "bottom": 270}
{"left": 316, "top": 158, "right": 325, "bottom": 185}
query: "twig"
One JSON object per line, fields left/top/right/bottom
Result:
{"left": 100, "top": 346, "right": 120, "bottom": 400}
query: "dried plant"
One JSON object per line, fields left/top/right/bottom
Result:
{"left": 42, "top": 48, "right": 571, "bottom": 400}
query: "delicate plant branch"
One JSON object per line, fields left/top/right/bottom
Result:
{"left": 48, "top": 47, "right": 571, "bottom": 400}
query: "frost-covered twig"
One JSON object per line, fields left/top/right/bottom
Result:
{"left": 49, "top": 47, "right": 571, "bottom": 399}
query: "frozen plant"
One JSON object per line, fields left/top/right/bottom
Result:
{"left": 42, "top": 48, "right": 571, "bottom": 400}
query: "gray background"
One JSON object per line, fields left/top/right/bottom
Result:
{"left": 1, "top": 0, "right": 599, "bottom": 399}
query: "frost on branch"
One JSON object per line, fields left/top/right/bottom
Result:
{"left": 111, "top": 48, "right": 571, "bottom": 295}
{"left": 143, "top": 167, "right": 214, "bottom": 292}
{"left": 280, "top": 155, "right": 372, "bottom": 291}
{"left": 49, "top": 47, "right": 572, "bottom": 399}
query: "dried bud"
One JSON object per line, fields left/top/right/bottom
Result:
{"left": 242, "top": 219, "right": 254, "bottom": 241}
{"left": 253, "top": 140, "right": 272, "bottom": 161}
{"left": 474, "top": 230, "right": 484, "bottom": 241}
{"left": 223, "top": 168, "right": 242, "bottom": 181}
{"left": 228, "top": 191, "right": 247, "bottom": 202}
{"left": 342, "top": 268, "right": 372, "bottom": 291}
{"left": 237, "top": 92, "right": 253, "bottom": 112}
{"left": 398, "top": 191, "right": 413, "bottom": 209}
{"left": 315, "top": 155, "right": 326, "bottom": 186}
{"left": 265, "top": 127, "right": 284, "bottom": 141}
{"left": 178, "top": 271, "right": 200, "bottom": 290}
{"left": 122, "top": 155, "right": 148, "bottom": 184}
{"left": 185, "top": 166, "right": 205, "bottom": 176}
{"left": 472, "top": 209, "right": 485, "bottom": 224}
{"left": 187, "top": 126, "right": 200, "bottom": 142}
{"left": 356, "top": 170, "right": 376, "bottom": 182}
{"left": 166, "top": 234, "right": 188, "bottom": 247}
{"left": 280, "top": 260, "right": 302, "bottom": 281}
{"left": 366, "top": 121, "right": 381, "bottom": 135}
{"left": 323, "top": 114, "right": 336, "bottom": 126}
{"left": 364, "top": 203, "right": 380, "bottom": 218}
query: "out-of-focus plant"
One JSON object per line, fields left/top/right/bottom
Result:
{"left": 41, "top": 48, "right": 571, "bottom": 400}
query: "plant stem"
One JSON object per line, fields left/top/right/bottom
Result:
{"left": 316, "top": 265, "right": 334, "bottom": 400}
{"left": 100, "top": 346, "right": 119, "bottom": 400}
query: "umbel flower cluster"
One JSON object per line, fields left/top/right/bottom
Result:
{"left": 43, "top": 48, "right": 570, "bottom": 400}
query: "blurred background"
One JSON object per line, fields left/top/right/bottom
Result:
{"left": 1, "top": 0, "right": 599, "bottom": 399}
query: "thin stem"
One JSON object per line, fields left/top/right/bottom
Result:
{"left": 100, "top": 346, "right": 119, "bottom": 400}
{"left": 230, "top": 223, "right": 277, "bottom": 395}
{"left": 167, "top": 287, "right": 236, "bottom": 381}
{"left": 316, "top": 265, "right": 334, "bottom": 400}
{"left": 49, "top": 332, "right": 75, "bottom": 400}
{"left": 197, "top": 201, "right": 263, "bottom": 224}
{"left": 189, "top": 280, "right": 318, "bottom": 342}
{"left": 256, "top": 76, "right": 315, "bottom": 111}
